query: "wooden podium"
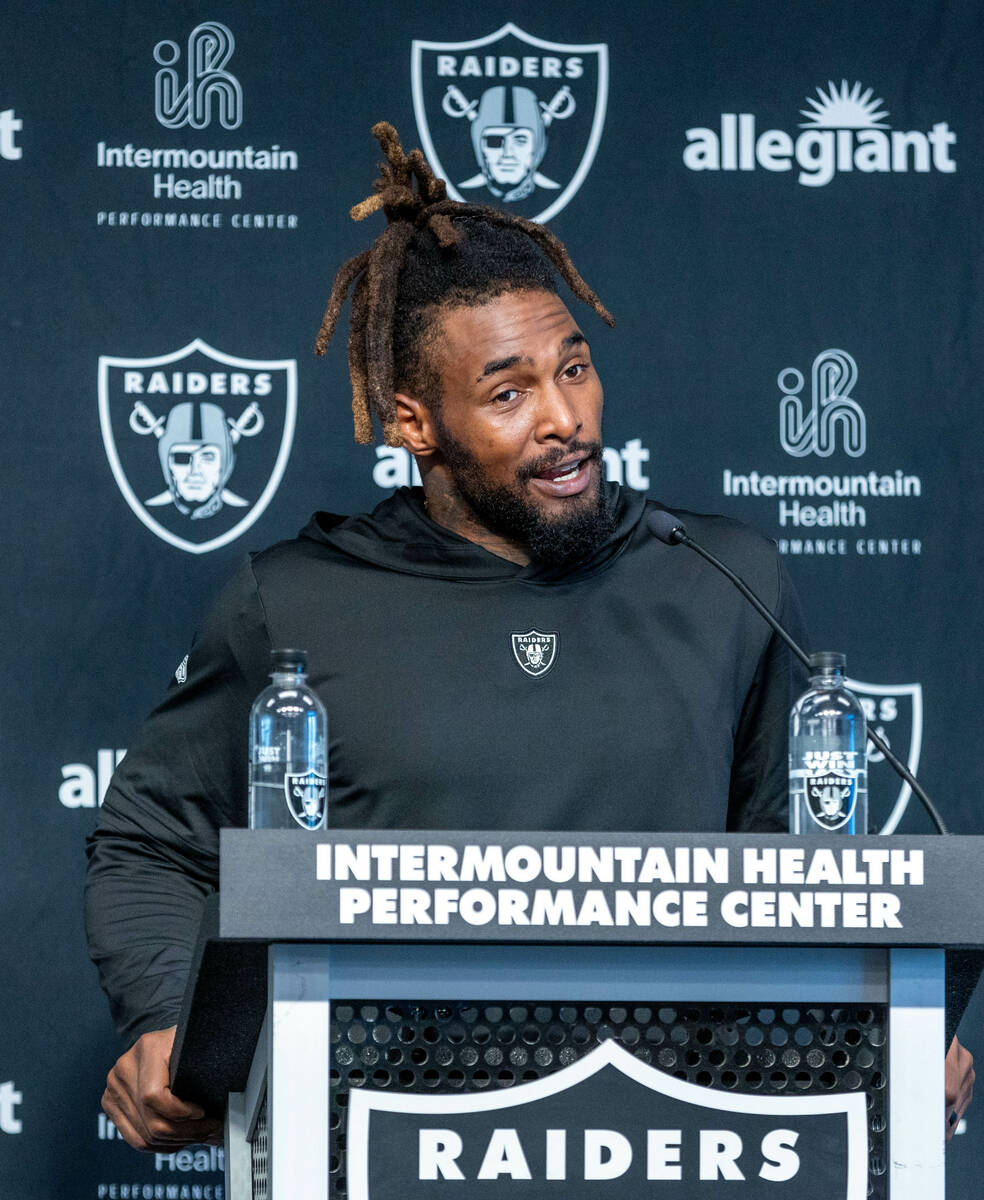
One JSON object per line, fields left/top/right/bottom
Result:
{"left": 171, "top": 830, "right": 984, "bottom": 1200}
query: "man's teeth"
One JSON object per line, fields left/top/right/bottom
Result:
{"left": 550, "top": 461, "right": 581, "bottom": 482}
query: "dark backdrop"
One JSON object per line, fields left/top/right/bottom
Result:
{"left": 2, "top": 1, "right": 982, "bottom": 1195}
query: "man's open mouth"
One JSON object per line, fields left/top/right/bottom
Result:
{"left": 538, "top": 458, "right": 585, "bottom": 483}
{"left": 530, "top": 456, "right": 593, "bottom": 497}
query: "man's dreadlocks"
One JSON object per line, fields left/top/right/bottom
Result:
{"left": 314, "top": 122, "right": 614, "bottom": 447}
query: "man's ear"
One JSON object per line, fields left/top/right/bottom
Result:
{"left": 395, "top": 391, "right": 439, "bottom": 457}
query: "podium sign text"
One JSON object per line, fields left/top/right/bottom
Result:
{"left": 220, "top": 830, "right": 982, "bottom": 946}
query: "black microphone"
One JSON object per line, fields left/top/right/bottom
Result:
{"left": 648, "top": 508, "right": 948, "bottom": 835}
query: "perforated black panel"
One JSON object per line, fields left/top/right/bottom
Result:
{"left": 328, "top": 1001, "right": 888, "bottom": 1197}
{"left": 250, "top": 1096, "right": 269, "bottom": 1200}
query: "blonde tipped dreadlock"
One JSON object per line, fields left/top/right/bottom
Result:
{"left": 315, "top": 121, "right": 614, "bottom": 446}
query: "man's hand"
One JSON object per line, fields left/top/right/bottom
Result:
{"left": 946, "top": 1036, "right": 975, "bottom": 1141}
{"left": 102, "top": 1026, "right": 223, "bottom": 1151}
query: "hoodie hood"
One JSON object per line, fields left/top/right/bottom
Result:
{"left": 300, "top": 484, "right": 648, "bottom": 584}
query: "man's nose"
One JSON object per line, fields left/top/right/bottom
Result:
{"left": 534, "top": 384, "right": 581, "bottom": 442}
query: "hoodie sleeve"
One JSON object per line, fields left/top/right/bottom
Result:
{"left": 726, "top": 554, "right": 810, "bottom": 833}
{"left": 84, "top": 559, "right": 270, "bottom": 1045}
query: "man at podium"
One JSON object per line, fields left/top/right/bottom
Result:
{"left": 85, "top": 123, "right": 973, "bottom": 1154}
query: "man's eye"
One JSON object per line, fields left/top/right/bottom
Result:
{"left": 492, "top": 388, "right": 520, "bottom": 404}
{"left": 564, "top": 362, "right": 589, "bottom": 378}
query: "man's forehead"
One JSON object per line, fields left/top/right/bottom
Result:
{"left": 477, "top": 332, "right": 586, "bottom": 381}
{"left": 435, "top": 291, "right": 584, "bottom": 369}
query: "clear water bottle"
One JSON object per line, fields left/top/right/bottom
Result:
{"left": 248, "top": 649, "right": 327, "bottom": 830}
{"left": 789, "top": 651, "right": 868, "bottom": 835}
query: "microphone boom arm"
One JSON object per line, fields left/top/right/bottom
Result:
{"left": 666, "top": 522, "right": 949, "bottom": 836}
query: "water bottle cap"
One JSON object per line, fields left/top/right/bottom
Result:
{"left": 270, "top": 648, "right": 307, "bottom": 673}
{"left": 808, "top": 651, "right": 846, "bottom": 673}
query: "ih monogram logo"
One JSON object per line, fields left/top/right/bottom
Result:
{"left": 154, "top": 21, "right": 243, "bottom": 130}
{"left": 779, "top": 349, "right": 866, "bottom": 458}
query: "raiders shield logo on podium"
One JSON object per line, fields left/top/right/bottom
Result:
{"left": 348, "top": 1040, "right": 867, "bottom": 1199}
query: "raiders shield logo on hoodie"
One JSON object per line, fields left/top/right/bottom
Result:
{"left": 511, "top": 630, "right": 559, "bottom": 677}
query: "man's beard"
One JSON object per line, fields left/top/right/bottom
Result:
{"left": 434, "top": 424, "right": 616, "bottom": 568}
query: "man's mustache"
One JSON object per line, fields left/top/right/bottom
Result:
{"left": 517, "top": 441, "right": 603, "bottom": 483}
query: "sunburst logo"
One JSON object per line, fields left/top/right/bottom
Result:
{"left": 800, "top": 81, "right": 889, "bottom": 129}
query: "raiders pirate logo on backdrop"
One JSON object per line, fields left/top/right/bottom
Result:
{"left": 99, "top": 339, "right": 296, "bottom": 554}
{"left": 847, "top": 678, "right": 922, "bottom": 834}
{"left": 412, "top": 23, "right": 608, "bottom": 223}
{"left": 511, "top": 630, "right": 558, "bottom": 677}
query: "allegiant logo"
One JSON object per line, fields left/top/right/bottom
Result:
{"left": 683, "top": 80, "right": 956, "bottom": 187}
{"left": 0, "top": 1082, "right": 22, "bottom": 1135}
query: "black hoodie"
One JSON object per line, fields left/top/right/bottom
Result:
{"left": 85, "top": 485, "right": 807, "bottom": 1042}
